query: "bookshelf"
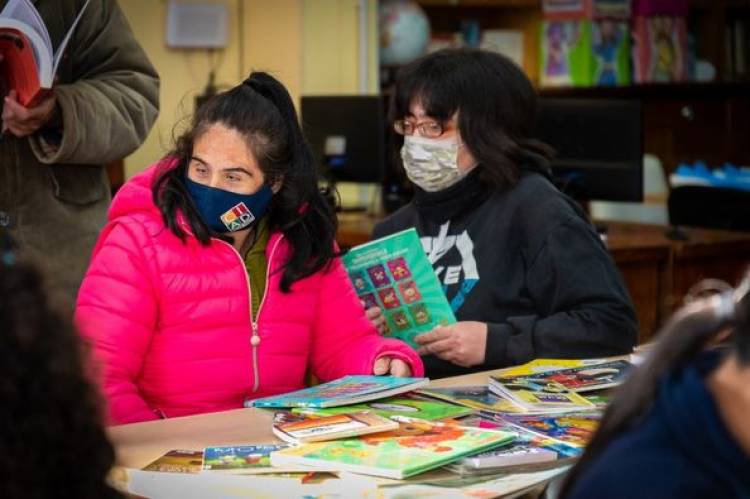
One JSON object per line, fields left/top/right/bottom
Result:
{"left": 381, "top": 1, "right": 750, "bottom": 174}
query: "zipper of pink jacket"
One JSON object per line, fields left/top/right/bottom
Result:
{"left": 216, "top": 234, "right": 283, "bottom": 394}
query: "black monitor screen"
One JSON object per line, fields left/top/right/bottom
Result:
{"left": 301, "top": 95, "right": 385, "bottom": 184}
{"left": 533, "top": 97, "right": 643, "bottom": 202}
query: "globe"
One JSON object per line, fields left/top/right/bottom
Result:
{"left": 379, "top": 0, "right": 431, "bottom": 66}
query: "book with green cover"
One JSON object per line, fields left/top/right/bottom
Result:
{"left": 418, "top": 385, "right": 526, "bottom": 414}
{"left": 293, "top": 394, "right": 474, "bottom": 421}
{"left": 342, "top": 228, "right": 456, "bottom": 348}
{"left": 270, "top": 420, "right": 515, "bottom": 479}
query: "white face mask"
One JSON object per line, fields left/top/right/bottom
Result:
{"left": 401, "top": 135, "right": 469, "bottom": 192}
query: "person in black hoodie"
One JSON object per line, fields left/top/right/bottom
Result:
{"left": 561, "top": 274, "right": 750, "bottom": 499}
{"left": 373, "top": 48, "right": 638, "bottom": 378}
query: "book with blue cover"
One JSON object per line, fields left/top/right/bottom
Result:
{"left": 250, "top": 375, "right": 429, "bottom": 408}
{"left": 202, "top": 444, "right": 288, "bottom": 471}
{"left": 342, "top": 228, "right": 456, "bottom": 348}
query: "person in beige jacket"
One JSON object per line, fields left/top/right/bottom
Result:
{"left": 0, "top": 0, "right": 159, "bottom": 305}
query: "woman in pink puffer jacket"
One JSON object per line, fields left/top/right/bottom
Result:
{"left": 75, "top": 72, "right": 423, "bottom": 425}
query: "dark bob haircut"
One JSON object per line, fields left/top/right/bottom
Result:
{"left": 152, "top": 72, "right": 337, "bottom": 292}
{"left": 390, "top": 48, "right": 553, "bottom": 188}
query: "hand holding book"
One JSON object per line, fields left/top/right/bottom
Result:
{"left": 2, "top": 87, "right": 58, "bottom": 137}
{"left": 415, "top": 321, "right": 488, "bottom": 368}
{"left": 363, "top": 302, "right": 387, "bottom": 334}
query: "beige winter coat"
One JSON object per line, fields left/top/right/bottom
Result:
{"left": 0, "top": 0, "right": 159, "bottom": 304}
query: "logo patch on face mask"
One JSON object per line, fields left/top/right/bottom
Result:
{"left": 220, "top": 202, "right": 255, "bottom": 231}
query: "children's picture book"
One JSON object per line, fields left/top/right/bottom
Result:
{"left": 417, "top": 385, "right": 527, "bottom": 414}
{"left": 141, "top": 449, "right": 204, "bottom": 474}
{"left": 342, "top": 228, "right": 456, "bottom": 348}
{"left": 202, "top": 444, "right": 291, "bottom": 472}
{"left": 250, "top": 375, "right": 429, "bottom": 408}
{"left": 502, "top": 411, "right": 601, "bottom": 448}
{"left": 448, "top": 443, "right": 559, "bottom": 473}
{"left": 0, "top": 0, "right": 91, "bottom": 106}
{"left": 488, "top": 375, "right": 596, "bottom": 412}
{"left": 496, "top": 358, "right": 610, "bottom": 377}
{"left": 496, "top": 359, "right": 632, "bottom": 392}
{"left": 583, "top": 392, "right": 612, "bottom": 408}
{"left": 294, "top": 394, "right": 474, "bottom": 421}
{"left": 272, "top": 411, "right": 398, "bottom": 444}
{"left": 270, "top": 420, "right": 516, "bottom": 479}
{"left": 632, "top": 15, "right": 688, "bottom": 83}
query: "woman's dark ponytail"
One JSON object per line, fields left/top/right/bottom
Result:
{"left": 155, "top": 72, "right": 338, "bottom": 292}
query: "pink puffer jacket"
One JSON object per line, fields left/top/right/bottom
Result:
{"left": 75, "top": 160, "right": 423, "bottom": 424}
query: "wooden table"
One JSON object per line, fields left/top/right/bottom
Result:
{"left": 338, "top": 214, "right": 750, "bottom": 344}
{"left": 108, "top": 371, "right": 498, "bottom": 470}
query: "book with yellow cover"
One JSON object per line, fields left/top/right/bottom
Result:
{"left": 496, "top": 358, "right": 610, "bottom": 378}
{"left": 488, "top": 376, "right": 595, "bottom": 412}
{"left": 141, "top": 449, "right": 203, "bottom": 474}
{"left": 496, "top": 360, "right": 632, "bottom": 393}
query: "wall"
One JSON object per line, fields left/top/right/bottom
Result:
{"left": 302, "top": 0, "right": 378, "bottom": 95}
{"left": 120, "top": 0, "right": 376, "bottom": 179}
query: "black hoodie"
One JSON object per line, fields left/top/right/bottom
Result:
{"left": 373, "top": 170, "right": 638, "bottom": 378}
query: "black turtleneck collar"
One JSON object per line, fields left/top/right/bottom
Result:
{"left": 412, "top": 168, "right": 491, "bottom": 224}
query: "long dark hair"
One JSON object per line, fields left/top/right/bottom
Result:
{"left": 560, "top": 271, "right": 750, "bottom": 497}
{"left": 152, "top": 72, "right": 337, "bottom": 292}
{"left": 390, "top": 48, "right": 553, "bottom": 189}
{"left": 0, "top": 229, "right": 122, "bottom": 499}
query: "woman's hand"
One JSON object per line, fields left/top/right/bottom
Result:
{"left": 363, "top": 303, "right": 387, "bottom": 334}
{"left": 373, "top": 356, "right": 412, "bottom": 377}
{"left": 414, "top": 321, "right": 488, "bottom": 368}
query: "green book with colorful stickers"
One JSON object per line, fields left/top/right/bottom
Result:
{"left": 293, "top": 394, "right": 474, "bottom": 421}
{"left": 343, "top": 228, "right": 456, "bottom": 348}
{"left": 270, "top": 420, "right": 515, "bottom": 479}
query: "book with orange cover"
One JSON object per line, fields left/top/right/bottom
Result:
{"left": 0, "top": 0, "right": 90, "bottom": 106}
{"left": 272, "top": 411, "right": 398, "bottom": 444}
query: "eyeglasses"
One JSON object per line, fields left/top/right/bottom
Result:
{"left": 393, "top": 119, "right": 444, "bottom": 138}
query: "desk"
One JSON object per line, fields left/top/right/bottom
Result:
{"left": 108, "top": 371, "right": 495, "bottom": 469}
{"left": 337, "top": 214, "right": 750, "bottom": 343}
{"left": 108, "top": 369, "right": 562, "bottom": 498}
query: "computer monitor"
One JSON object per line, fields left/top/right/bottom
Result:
{"left": 301, "top": 95, "right": 385, "bottom": 184}
{"left": 532, "top": 97, "right": 643, "bottom": 202}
